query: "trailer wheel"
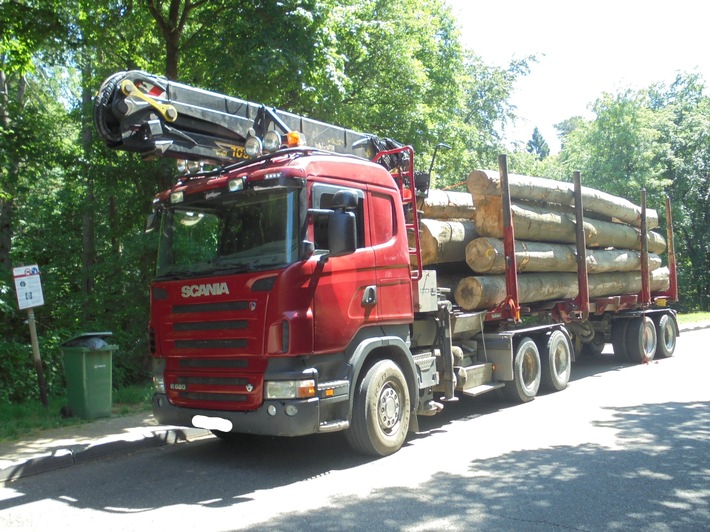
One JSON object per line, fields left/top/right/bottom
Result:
{"left": 611, "top": 320, "right": 630, "bottom": 360}
{"left": 540, "top": 331, "right": 572, "bottom": 392}
{"left": 502, "top": 337, "right": 541, "bottom": 403}
{"left": 626, "top": 317, "right": 657, "bottom": 363}
{"left": 345, "top": 359, "right": 410, "bottom": 457}
{"left": 655, "top": 314, "right": 678, "bottom": 358}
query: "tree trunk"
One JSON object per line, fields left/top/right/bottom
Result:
{"left": 418, "top": 189, "right": 475, "bottom": 219}
{"left": 474, "top": 196, "right": 666, "bottom": 253}
{"left": 466, "top": 237, "right": 663, "bottom": 274}
{"left": 454, "top": 267, "right": 670, "bottom": 310}
{"left": 412, "top": 218, "right": 479, "bottom": 266}
{"left": 468, "top": 169, "right": 659, "bottom": 229}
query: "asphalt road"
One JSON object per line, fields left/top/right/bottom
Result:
{"left": 1, "top": 329, "right": 709, "bottom": 531}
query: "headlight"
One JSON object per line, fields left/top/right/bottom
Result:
{"left": 152, "top": 358, "right": 166, "bottom": 394}
{"left": 265, "top": 379, "right": 316, "bottom": 399}
{"left": 263, "top": 130, "right": 282, "bottom": 152}
{"left": 245, "top": 136, "right": 263, "bottom": 158}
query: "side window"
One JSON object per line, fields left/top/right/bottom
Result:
{"left": 370, "top": 192, "right": 395, "bottom": 245}
{"left": 312, "top": 184, "right": 366, "bottom": 250}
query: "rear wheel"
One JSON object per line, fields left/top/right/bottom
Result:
{"left": 540, "top": 330, "right": 572, "bottom": 392}
{"left": 345, "top": 359, "right": 410, "bottom": 457}
{"left": 626, "top": 316, "right": 657, "bottom": 363}
{"left": 655, "top": 314, "right": 678, "bottom": 358}
{"left": 503, "top": 337, "right": 541, "bottom": 403}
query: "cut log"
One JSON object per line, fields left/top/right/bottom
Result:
{"left": 454, "top": 267, "right": 670, "bottom": 311}
{"left": 474, "top": 196, "right": 666, "bottom": 254}
{"left": 468, "top": 169, "right": 659, "bottom": 229}
{"left": 418, "top": 189, "right": 475, "bottom": 219}
{"left": 412, "top": 218, "right": 479, "bottom": 266}
{"left": 466, "top": 237, "right": 663, "bottom": 274}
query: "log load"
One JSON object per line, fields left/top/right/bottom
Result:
{"left": 467, "top": 169, "right": 659, "bottom": 229}
{"left": 414, "top": 219, "right": 479, "bottom": 266}
{"left": 466, "top": 237, "right": 663, "bottom": 274}
{"left": 454, "top": 267, "right": 671, "bottom": 311}
{"left": 473, "top": 196, "right": 666, "bottom": 253}
{"left": 418, "top": 189, "right": 475, "bottom": 220}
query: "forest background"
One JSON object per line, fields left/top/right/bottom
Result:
{"left": 1, "top": 0, "right": 709, "bottom": 404}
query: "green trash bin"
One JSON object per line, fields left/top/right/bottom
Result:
{"left": 61, "top": 332, "right": 117, "bottom": 419}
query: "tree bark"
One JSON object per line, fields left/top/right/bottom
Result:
{"left": 468, "top": 169, "right": 659, "bottom": 229}
{"left": 466, "top": 237, "right": 662, "bottom": 274}
{"left": 418, "top": 189, "right": 475, "bottom": 219}
{"left": 412, "top": 218, "right": 479, "bottom": 265}
{"left": 454, "top": 267, "right": 671, "bottom": 311}
{"left": 474, "top": 196, "right": 666, "bottom": 253}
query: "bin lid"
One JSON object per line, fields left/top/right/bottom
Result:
{"left": 62, "top": 332, "right": 114, "bottom": 348}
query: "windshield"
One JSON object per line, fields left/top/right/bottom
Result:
{"left": 156, "top": 187, "right": 302, "bottom": 279}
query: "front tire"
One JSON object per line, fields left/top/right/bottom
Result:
{"left": 502, "top": 337, "right": 541, "bottom": 403}
{"left": 540, "top": 331, "right": 572, "bottom": 392}
{"left": 345, "top": 359, "right": 410, "bottom": 457}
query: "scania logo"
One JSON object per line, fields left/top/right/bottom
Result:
{"left": 181, "top": 282, "right": 230, "bottom": 298}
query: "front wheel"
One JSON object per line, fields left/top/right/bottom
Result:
{"left": 345, "top": 359, "right": 411, "bottom": 457}
{"left": 502, "top": 337, "right": 541, "bottom": 403}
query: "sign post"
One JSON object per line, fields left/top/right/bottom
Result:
{"left": 13, "top": 265, "right": 48, "bottom": 407}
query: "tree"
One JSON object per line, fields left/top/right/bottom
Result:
{"left": 527, "top": 126, "right": 550, "bottom": 160}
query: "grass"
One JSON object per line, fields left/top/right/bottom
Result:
{"left": 676, "top": 311, "right": 710, "bottom": 324}
{"left": 0, "top": 382, "right": 152, "bottom": 443}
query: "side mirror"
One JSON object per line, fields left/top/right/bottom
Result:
{"left": 328, "top": 190, "right": 358, "bottom": 257}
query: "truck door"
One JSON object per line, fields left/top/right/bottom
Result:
{"left": 369, "top": 189, "right": 414, "bottom": 322}
{"left": 310, "top": 183, "right": 378, "bottom": 353}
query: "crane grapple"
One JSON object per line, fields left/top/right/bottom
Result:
{"left": 94, "top": 70, "right": 402, "bottom": 167}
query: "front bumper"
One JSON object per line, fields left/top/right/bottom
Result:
{"left": 152, "top": 393, "right": 321, "bottom": 437}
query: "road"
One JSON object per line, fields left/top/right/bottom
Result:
{"left": 1, "top": 328, "right": 709, "bottom": 531}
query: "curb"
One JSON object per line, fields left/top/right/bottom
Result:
{"left": 0, "top": 426, "right": 210, "bottom": 484}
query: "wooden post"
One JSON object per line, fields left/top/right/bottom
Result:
{"left": 27, "top": 308, "right": 49, "bottom": 407}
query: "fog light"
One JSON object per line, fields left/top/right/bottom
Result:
{"left": 267, "top": 405, "right": 277, "bottom": 416}
{"left": 285, "top": 405, "right": 298, "bottom": 416}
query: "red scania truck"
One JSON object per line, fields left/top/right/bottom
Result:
{"left": 94, "top": 71, "right": 679, "bottom": 456}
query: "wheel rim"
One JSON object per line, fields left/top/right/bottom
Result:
{"left": 378, "top": 382, "right": 401, "bottom": 434}
{"left": 661, "top": 320, "right": 676, "bottom": 351}
{"left": 553, "top": 342, "right": 570, "bottom": 378}
{"left": 522, "top": 347, "right": 539, "bottom": 391}
{"left": 643, "top": 319, "right": 657, "bottom": 356}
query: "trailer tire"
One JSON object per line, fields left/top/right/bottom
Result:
{"left": 540, "top": 331, "right": 572, "bottom": 392}
{"left": 502, "top": 337, "right": 541, "bottom": 403}
{"left": 345, "top": 359, "right": 410, "bottom": 457}
{"left": 611, "top": 320, "right": 630, "bottom": 360}
{"left": 626, "top": 316, "right": 657, "bottom": 363}
{"left": 655, "top": 314, "right": 678, "bottom": 358}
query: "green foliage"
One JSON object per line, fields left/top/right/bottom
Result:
{"left": 527, "top": 127, "right": 550, "bottom": 160}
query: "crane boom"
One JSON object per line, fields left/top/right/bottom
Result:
{"left": 94, "top": 70, "right": 402, "bottom": 167}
